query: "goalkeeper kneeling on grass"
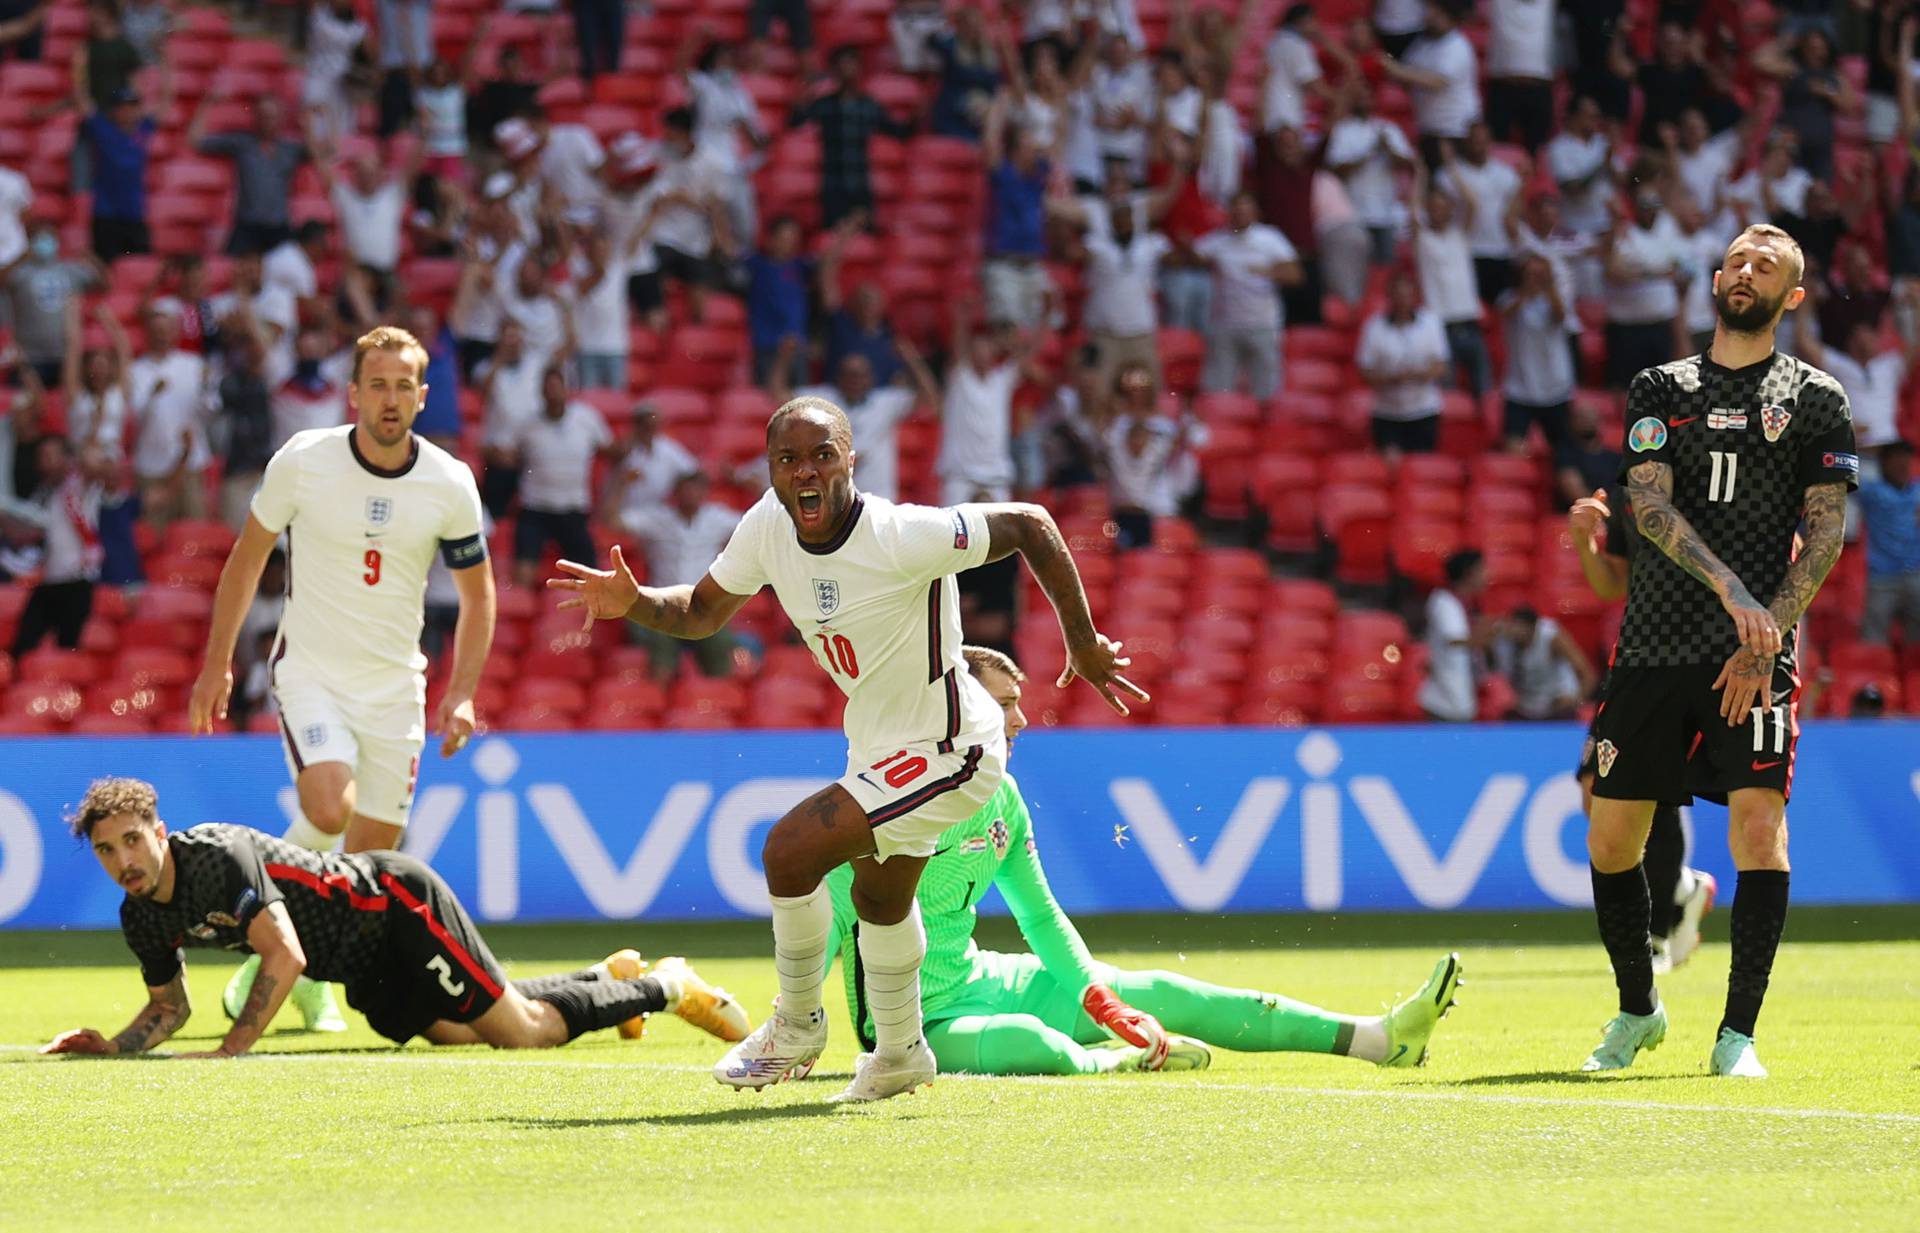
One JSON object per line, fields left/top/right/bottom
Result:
{"left": 825, "top": 647, "right": 1463, "bottom": 1075}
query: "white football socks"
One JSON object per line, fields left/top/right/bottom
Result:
{"left": 858, "top": 901, "right": 927, "bottom": 1059}
{"left": 283, "top": 815, "right": 339, "bottom": 852}
{"left": 769, "top": 883, "right": 832, "bottom": 1025}
{"left": 1346, "top": 1017, "right": 1389, "bottom": 1063}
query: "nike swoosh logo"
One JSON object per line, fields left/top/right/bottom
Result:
{"left": 931, "top": 847, "right": 952, "bottom": 857}
{"left": 1751, "top": 760, "right": 1782, "bottom": 771}
{"left": 364, "top": 531, "right": 383, "bottom": 538}
{"left": 1387, "top": 1044, "right": 1408, "bottom": 1063}
{"left": 855, "top": 771, "right": 879, "bottom": 791}
{"left": 1669, "top": 417, "right": 1699, "bottom": 427}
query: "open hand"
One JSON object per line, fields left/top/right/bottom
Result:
{"left": 1719, "top": 591, "right": 1781, "bottom": 659}
{"left": 1058, "top": 632, "right": 1151, "bottom": 716}
{"left": 1713, "top": 646, "right": 1772, "bottom": 725}
{"left": 546, "top": 544, "right": 640, "bottom": 632}
{"left": 40, "top": 1028, "right": 115, "bottom": 1055}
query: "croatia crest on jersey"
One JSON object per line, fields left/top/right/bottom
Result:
{"left": 812, "top": 579, "right": 840, "bottom": 618}
{"left": 1760, "top": 404, "right": 1791, "bottom": 443}
{"left": 987, "top": 817, "right": 1011, "bottom": 858}
{"left": 1595, "top": 739, "right": 1618, "bottom": 778}
{"left": 366, "top": 496, "right": 393, "bottom": 526}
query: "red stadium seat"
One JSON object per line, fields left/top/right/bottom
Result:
{"left": 16, "top": 649, "right": 101, "bottom": 685}
{"left": 514, "top": 678, "right": 587, "bottom": 713}
{"left": 1392, "top": 518, "right": 1463, "bottom": 589}
{"left": 1319, "top": 484, "right": 1393, "bottom": 586}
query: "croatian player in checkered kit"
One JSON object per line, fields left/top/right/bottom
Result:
{"left": 41, "top": 778, "right": 746, "bottom": 1058}
{"left": 188, "top": 327, "right": 499, "bottom": 1033}
{"left": 1583, "top": 224, "right": 1858, "bottom": 1078}
{"left": 550, "top": 395, "right": 1145, "bottom": 1101}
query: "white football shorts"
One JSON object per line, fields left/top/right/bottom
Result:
{"left": 839, "top": 729, "right": 1007, "bottom": 861}
{"left": 272, "top": 667, "right": 425, "bottom": 828}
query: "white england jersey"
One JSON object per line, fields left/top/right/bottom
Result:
{"left": 251, "top": 426, "right": 487, "bottom": 694}
{"left": 708, "top": 492, "right": 1001, "bottom": 758}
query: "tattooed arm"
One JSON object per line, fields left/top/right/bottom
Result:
{"left": 1713, "top": 482, "right": 1848, "bottom": 723}
{"left": 40, "top": 970, "right": 193, "bottom": 1055}
{"left": 188, "top": 902, "right": 306, "bottom": 1057}
{"left": 1625, "top": 459, "right": 1783, "bottom": 657}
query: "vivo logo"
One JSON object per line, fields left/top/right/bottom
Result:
{"left": 278, "top": 739, "right": 826, "bottom": 921}
{"left": 1112, "top": 732, "right": 1606, "bottom": 912}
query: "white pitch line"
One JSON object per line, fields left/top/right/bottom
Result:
{"left": 5, "top": 1046, "right": 1916, "bottom": 1127}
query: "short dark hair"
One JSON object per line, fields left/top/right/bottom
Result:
{"left": 663, "top": 106, "right": 694, "bottom": 132}
{"left": 1510, "top": 604, "right": 1539, "bottom": 626}
{"left": 296, "top": 220, "right": 328, "bottom": 245}
{"left": 69, "top": 777, "right": 159, "bottom": 840}
{"left": 963, "top": 645, "right": 1026, "bottom": 683}
{"left": 1881, "top": 439, "right": 1915, "bottom": 460}
{"left": 1444, "top": 550, "right": 1484, "bottom": 586}
{"left": 767, "top": 395, "right": 853, "bottom": 448}
{"left": 1281, "top": 3, "right": 1313, "bottom": 27}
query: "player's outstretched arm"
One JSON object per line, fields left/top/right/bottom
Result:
{"left": 547, "top": 546, "right": 752, "bottom": 639}
{"left": 189, "top": 515, "right": 282, "bottom": 733}
{"left": 1568, "top": 490, "right": 1628, "bottom": 601}
{"left": 981, "top": 504, "right": 1149, "bottom": 715}
{"left": 1625, "top": 459, "right": 1782, "bottom": 658}
{"left": 40, "top": 970, "right": 192, "bottom": 1057}
{"left": 1713, "top": 481, "right": 1848, "bottom": 723}
{"left": 179, "top": 904, "right": 307, "bottom": 1058}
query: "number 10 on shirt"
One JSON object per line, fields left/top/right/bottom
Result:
{"left": 816, "top": 632, "right": 858, "bottom": 678}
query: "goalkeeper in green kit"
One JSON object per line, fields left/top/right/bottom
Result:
{"left": 824, "top": 647, "right": 1463, "bottom": 1075}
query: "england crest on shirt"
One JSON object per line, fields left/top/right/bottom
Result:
{"left": 1760, "top": 404, "right": 1791, "bottom": 443}
{"left": 366, "top": 496, "right": 393, "bottom": 526}
{"left": 812, "top": 579, "right": 840, "bottom": 618}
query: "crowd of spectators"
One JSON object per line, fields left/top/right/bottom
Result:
{"left": 2, "top": 0, "right": 1920, "bottom": 724}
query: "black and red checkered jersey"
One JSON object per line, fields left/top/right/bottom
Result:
{"left": 1613, "top": 352, "right": 1859, "bottom": 669}
{"left": 118, "top": 824, "right": 391, "bottom": 989}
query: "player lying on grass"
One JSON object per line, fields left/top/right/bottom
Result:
{"left": 40, "top": 778, "right": 749, "bottom": 1057}
{"left": 821, "top": 647, "right": 1463, "bottom": 1076}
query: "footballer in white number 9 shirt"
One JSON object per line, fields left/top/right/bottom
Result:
{"left": 549, "top": 393, "right": 1145, "bottom": 1103}
{"left": 190, "top": 328, "right": 498, "bottom": 857}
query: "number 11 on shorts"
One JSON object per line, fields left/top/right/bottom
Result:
{"left": 1750, "top": 705, "right": 1787, "bottom": 754}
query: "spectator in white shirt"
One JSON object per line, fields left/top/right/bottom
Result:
{"left": 1663, "top": 107, "right": 1742, "bottom": 219}
{"left": 301, "top": 0, "right": 368, "bottom": 144}
{"left": 1671, "top": 193, "right": 1735, "bottom": 354}
{"left": 318, "top": 149, "right": 413, "bottom": 322}
{"left": 623, "top": 469, "right": 748, "bottom": 680}
{"left": 1357, "top": 271, "right": 1452, "bottom": 457}
{"left": 1442, "top": 122, "right": 1525, "bottom": 302}
{"left": 1499, "top": 252, "right": 1577, "bottom": 453}
{"left": 0, "top": 164, "right": 31, "bottom": 271}
{"left": 567, "top": 228, "right": 631, "bottom": 392}
{"left": 1088, "top": 33, "right": 1155, "bottom": 179}
{"left": 1101, "top": 390, "right": 1201, "bottom": 549}
{"left": 1544, "top": 95, "right": 1616, "bottom": 252}
{"left": 1384, "top": 0, "right": 1481, "bottom": 167}
{"left": 784, "top": 354, "right": 921, "bottom": 503}
{"left": 263, "top": 221, "right": 328, "bottom": 320}
{"left": 1260, "top": 4, "right": 1332, "bottom": 135}
{"left": 212, "top": 251, "right": 298, "bottom": 386}
{"left": 680, "top": 33, "right": 767, "bottom": 245}
{"left": 499, "top": 254, "right": 573, "bottom": 371}
{"left": 512, "top": 365, "right": 616, "bottom": 586}
{"left": 475, "top": 320, "right": 543, "bottom": 517}
{"left": 1726, "top": 129, "right": 1813, "bottom": 226}
{"left": 1492, "top": 605, "right": 1596, "bottom": 720}
{"left": 1418, "top": 549, "right": 1488, "bottom": 722}
{"left": 8, "top": 438, "right": 107, "bottom": 658}
{"left": 1509, "top": 188, "right": 1588, "bottom": 330}
{"left": 1484, "top": 0, "right": 1556, "bottom": 151}
{"left": 126, "top": 306, "right": 210, "bottom": 528}
{"left": 1800, "top": 302, "right": 1920, "bottom": 454}
{"left": 519, "top": 107, "right": 608, "bottom": 217}
{"left": 929, "top": 313, "right": 1045, "bottom": 505}
{"left": 63, "top": 303, "right": 132, "bottom": 463}
{"left": 609, "top": 401, "right": 699, "bottom": 532}
{"left": 1080, "top": 202, "right": 1173, "bottom": 403}
{"left": 1323, "top": 81, "right": 1417, "bottom": 264}
{"left": 632, "top": 107, "right": 731, "bottom": 326}
{"left": 270, "top": 329, "right": 349, "bottom": 449}
{"left": 1413, "top": 157, "right": 1492, "bottom": 398}
{"left": 1194, "top": 191, "right": 1302, "bottom": 399}
{"left": 1603, "top": 189, "right": 1688, "bottom": 390}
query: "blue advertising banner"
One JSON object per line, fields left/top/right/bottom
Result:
{"left": 1, "top": 723, "right": 1916, "bottom": 929}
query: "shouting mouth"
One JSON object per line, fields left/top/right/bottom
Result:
{"left": 795, "top": 487, "right": 824, "bottom": 528}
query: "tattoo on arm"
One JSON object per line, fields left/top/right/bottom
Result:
{"left": 625, "top": 586, "right": 702, "bottom": 639}
{"left": 232, "top": 970, "right": 279, "bottom": 1037}
{"left": 984, "top": 507, "right": 1097, "bottom": 645}
{"left": 110, "top": 972, "right": 190, "bottom": 1053}
{"left": 1626, "top": 460, "right": 1759, "bottom": 606}
{"left": 1767, "top": 482, "right": 1847, "bottom": 633}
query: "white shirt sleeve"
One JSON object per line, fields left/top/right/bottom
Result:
{"left": 706, "top": 496, "right": 771, "bottom": 595}
{"left": 1260, "top": 227, "right": 1299, "bottom": 263}
{"left": 1417, "top": 312, "right": 1451, "bottom": 364}
{"left": 884, "top": 502, "right": 993, "bottom": 585}
{"left": 1355, "top": 316, "right": 1389, "bottom": 372}
{"left": 249, "top": 440, "right": 302, "bottom": 533}
{"left": 439, "top": 462, "right": 488, "bottom": 567}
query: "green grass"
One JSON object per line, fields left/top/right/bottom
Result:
{"left": 3, "top": 909, "right": 1917, "bottom": 1232}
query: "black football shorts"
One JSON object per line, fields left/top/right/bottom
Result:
{"left": 1588, "top": 661, "right": 1802, "bottom": 805}
{"left": 344, "top": 853, "right": 509, "bottom": 1044}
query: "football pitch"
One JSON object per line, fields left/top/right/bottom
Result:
{"left": 3, "top": 909, "right": 1915, "bottom": 1233}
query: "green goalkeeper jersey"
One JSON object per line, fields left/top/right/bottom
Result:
{"left": 825, "top": 773, "right": 1105, "bottom": 1047}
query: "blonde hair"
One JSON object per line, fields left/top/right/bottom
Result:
{"left": 69, "top": 777, "right": 159, "bottom": 840}
{"left": 962, "top": 645, "right": 1027, "bottom": 683}
{"left": 351, "top": 325, "right": 430, "bottom": 385}
{"left": 1729, "top": 224, "right": 1805, "bottom": 286}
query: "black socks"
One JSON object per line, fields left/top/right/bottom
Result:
{"left": 1722, "top": 870, "right": 1790, "bottom": 1039}
{"left": 533, "top": 976, "right": 667, "bottom": 1041}
{"left": 512, "top": 966, "right": 605, "bottom": 1000}
{"left": 1642, "top": 804, "right": 1686, "bottom": 939}
{"left": 1591, "top": 863, "right": 1658, "bottom": 1017}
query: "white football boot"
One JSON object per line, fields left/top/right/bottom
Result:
{"left": 830, "top": 1037, "right": 938, "bottom": 1103}
{"left": 712, "top": 1006, "right": 828, "bottom": 1089}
